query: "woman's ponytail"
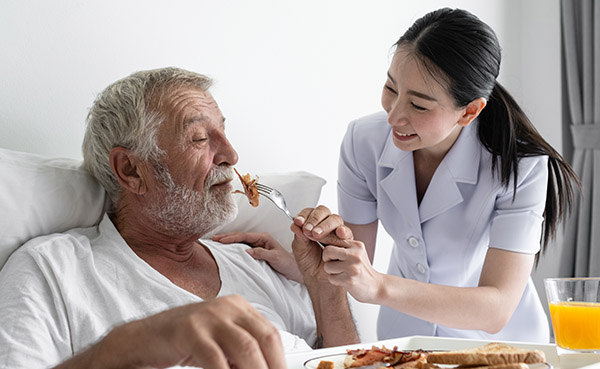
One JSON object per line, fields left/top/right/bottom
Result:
{"left": 478, "top": 82, "right": 580, "bottom": 258}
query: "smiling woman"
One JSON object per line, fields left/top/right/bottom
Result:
{"left": 321, "top": 7, "right": 579, "bottom": 343}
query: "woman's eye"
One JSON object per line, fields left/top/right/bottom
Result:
{"left": 411, "top": 102, "right": 427, "bottom": 111}
{"left": 192, "top": 138, "right": 207, "bottom": 143}
{"left": 385, "top": 85, "right": 397, "bottom": 94}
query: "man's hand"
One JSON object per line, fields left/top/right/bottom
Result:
{"left": 55, "top": 295, "right": 285, "bottom": 369}
{"left": 290, "top": 206, "right": 353, "bottom": 286}
{"left": 289, "top": 206, "right": 359, "bottom": 348}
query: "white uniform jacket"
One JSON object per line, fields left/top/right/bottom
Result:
{"left": 337, "top": 111, "right": 550, "bottom": 343}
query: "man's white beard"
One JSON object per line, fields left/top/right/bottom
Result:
{"left": 144, "top": 163, "right": 238, "bottom": 237}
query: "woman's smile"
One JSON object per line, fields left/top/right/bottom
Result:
{"left": 393, "top": 130, "right": 417, "bottom": 141}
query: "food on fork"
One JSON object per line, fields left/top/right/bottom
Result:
{"left": 233, "top": 168, "right": 259, "bottom": 207}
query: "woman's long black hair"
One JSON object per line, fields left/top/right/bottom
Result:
{"left": 395, "top": 8, "right": 580, "bottom": 259}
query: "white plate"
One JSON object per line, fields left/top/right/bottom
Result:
{"left": 302, "top": 352, "right": 552, "bottom": 369}
{"left": 285, "top": 336, "right": 560, "bottom": 369}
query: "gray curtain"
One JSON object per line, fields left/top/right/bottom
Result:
{"left": 561, "top": 0, "right": 600, "bottom": 277}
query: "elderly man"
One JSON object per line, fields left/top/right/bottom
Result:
{"left": 0, "top": 68, "right": 358, "bottom": 369}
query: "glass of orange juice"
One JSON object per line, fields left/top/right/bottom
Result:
{"left": 544, "top": 277, "right": 600, "bottom": 353}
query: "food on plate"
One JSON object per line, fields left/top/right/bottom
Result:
{"left": 344, "top": 346, "right": 429, "bottom": 368}
{"left": 338, "top": 343, "right": 545, "bottom": 369}
{"left": 316, "top": 360, "right": 335, "bottom": 369}
{"left": 233, "top": 168, "right": 259, "bottom": 207}
{"left": 460, "top": 364, "right": 529, "bottom": 369}
{"left": 426, "top": 342, "right": 546, "bottom": 366}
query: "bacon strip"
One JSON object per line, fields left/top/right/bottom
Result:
{"left": 345, "top": 346, "right": 430, "bottom": 368}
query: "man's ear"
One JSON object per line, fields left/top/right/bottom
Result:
{"left": 457, "top": 97, "right": 487, "bottom": 127}
{"left": 109, "top": 147, "right": 148, "bottom": 195}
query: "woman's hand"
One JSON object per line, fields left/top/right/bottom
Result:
{"left": 321, "top": 239, "right": 384, "bottom": 303}
{"left": 212, "top": 232, "right": 303, "bottom": 283}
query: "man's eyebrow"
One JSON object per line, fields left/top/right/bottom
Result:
{"left": 387, "top": 72, "right": 437, "bottom": 102}
{"left": 184, "top": 116, "right": 207, "bottom": 127}
{"left": 184, "top": 115, "right": 226, "bottom": 128}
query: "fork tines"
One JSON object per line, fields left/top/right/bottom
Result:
{"left": 255, "top": 183, "right": 272, "bottom": 193}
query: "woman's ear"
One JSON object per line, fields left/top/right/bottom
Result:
{"left": 109, "top": 147, "right": 148, "bottom": 195}
{"left": 458, "top": 97, "right": 487, "bottom": 127}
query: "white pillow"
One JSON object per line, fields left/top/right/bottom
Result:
{"left": 0, "top": 148, "right": 325, "bottom": 269}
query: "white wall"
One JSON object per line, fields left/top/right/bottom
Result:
{"left": 0, "top": 0, "right": 562, "bottom": 343}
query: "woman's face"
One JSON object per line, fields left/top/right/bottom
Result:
{"left": 381, "top": 48, "right": 467, "bottom": 158}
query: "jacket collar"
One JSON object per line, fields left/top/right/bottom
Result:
{"left": 378, "top": 120, "right": 481, "bottom": 224}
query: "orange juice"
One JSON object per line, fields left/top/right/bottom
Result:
{"left": 549, "top": 301, "right": 600, "bottom": 350}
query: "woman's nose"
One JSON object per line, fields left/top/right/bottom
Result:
{"left": 387, "top": 101, "right": 407, "bottom": 126}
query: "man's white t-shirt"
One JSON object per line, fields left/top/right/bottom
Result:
{"left": 0, "top": 214, "right": 316, "bottom": 368}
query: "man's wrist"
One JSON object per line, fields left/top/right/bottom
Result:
{"left": 87, "top": 322, "right": 143, "bottom": 369}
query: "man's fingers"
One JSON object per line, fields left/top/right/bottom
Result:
{"left": 222, "top": 301, "right": 284, "bottom": 369}
{"left": 187, "top": 340, "right": 232, "bottom": 369}
{"left": 301, "top": 206, "right": 343, "bottom": 238}
{"left": 198, "top": 296, "right": 284, "bottom": 369}
{"left": 290, "top": 223, "right": 310, "bottom": 243}
{"left": 211, "top": 324, "right": 269, "bottom": 369}
{"left": 335, "top": 225, "right": 353, "bottom": 240}
{"left": 294, "top": 206, "right": 352, "bottom": 245}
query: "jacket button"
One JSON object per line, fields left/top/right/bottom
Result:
{"left": 408, "top": 236, "right": 419, "bottom": 248}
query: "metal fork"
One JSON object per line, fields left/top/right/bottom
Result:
{"left": 256, "top": 183, "right": 326, "bottom": 248}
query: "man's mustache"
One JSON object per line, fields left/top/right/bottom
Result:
{"left": 206, "top": 167, "right": 234, "bottom": 187}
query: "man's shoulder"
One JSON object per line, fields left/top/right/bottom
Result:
{"left": 202, "top": 240, "right": 292, "bottom": 281}
{"left": 202, "top": 239, "right": 259, "bottom": 267}
{"left": 6, "top": 226, "right": 99, "bottom": 268}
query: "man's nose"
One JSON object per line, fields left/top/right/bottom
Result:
{"left": 214, "top": 133, "right": 239, "bottom": 166}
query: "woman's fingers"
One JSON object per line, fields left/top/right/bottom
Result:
{"left": 212, "top": 232, "right": 274, "bottom": 249}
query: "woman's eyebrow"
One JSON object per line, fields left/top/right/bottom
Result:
{"left": 387, "top": 72, "right": 437, "bottom": 102}
{"left": 408, "top": 90, "right": 437, "bottom": 102}
{"left": 387, "top": 71, "right": 396, "bottom": 84}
